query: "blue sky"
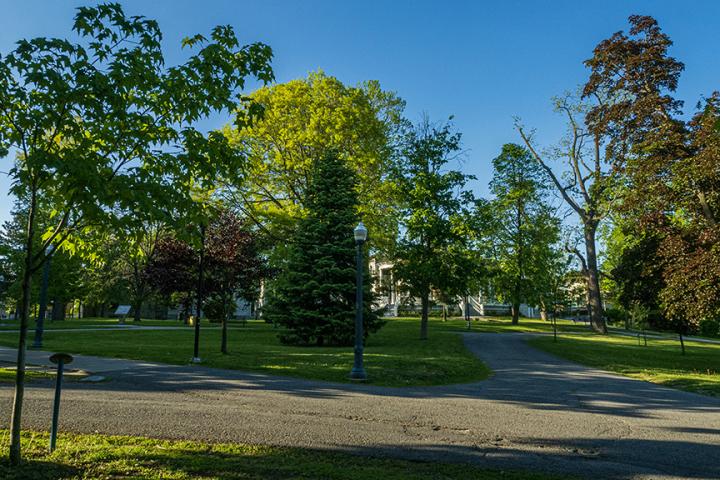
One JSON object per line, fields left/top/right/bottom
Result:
{"left": 1, "top": 0, "right": 718, "bottom": 224}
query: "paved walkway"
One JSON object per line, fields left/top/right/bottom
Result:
{"left": 1, "top": 333, "right": 718, "bottom": 479}
{"left": 0, "top": 345, "right": 165, "bottom": 372}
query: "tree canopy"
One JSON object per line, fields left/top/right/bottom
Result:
{"left": 222, "top": 71, "right": 405, "bottom": 254}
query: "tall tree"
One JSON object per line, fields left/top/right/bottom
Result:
{"left": 0, "top": 3, "right": 273, "bottom": 463}
{"left": 263, "top": 151, "right": 382, "bottom": 346}
{"left": 655, "top": 96, "right": 720, "bottom": 337}
{"left": 393, "top": 118, "right": 475, "bottom": 340}
{"left": 516, "top": 95, "right": 613, "bottom": 334}
{"left": 581, "top": 15, "right": 719, "bottom": 337}
{"left": 513, "top": 16, "right": 682, "bottom": 334}
{"left": 222, "top": 71, "right": 406, "bottom": 254}
{"left": 486, "top": 144, "right": 560, "bottom": 324}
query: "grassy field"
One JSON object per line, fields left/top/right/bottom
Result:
{"left": 0, "top": 367, "right": 55, "bottom": 383}
{"left": 0, "top": 431, "right": 568, "bottom": 480}
{"left": 0, "top": 318, "right": 491, "bottom": 387}
{"left": 529, "top": 334, "right": 720, "bottom": 397}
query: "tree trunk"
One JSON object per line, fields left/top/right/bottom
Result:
{"left": 511, "top": 302, "right": 520, "bottom": 324}
{"left": 133, "top": 299, "right": 142, "bottom": 322}
{"left": 442, "top": 304, "right": 447, "bottom": 322}
{"left": 9, "top": 186, "right": 39, "bottom": 465}
{"left": 584, "top": 223, "right": 606, "bottom": 333}
{"left": 132, "top": 266, "right": 144, "bottom": 322}
{"left": 420, "top": 293, "right": 429, "bottom": 340}
{"left": 52, "top": 300, "right": 66, "bottom": 321}
{"left": 679, "top": 333, "right": 685, "bottom": 355}
{"left": 221, "top": 296, "right": 229, "bottom": 354}
{"left": 221, "top": 316, "right": 228, "bottom": 354}
{"left": 540, "top": 300, "right": 548, "bottom": 321}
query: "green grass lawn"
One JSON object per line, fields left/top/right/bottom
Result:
{"left": 529, "top": 334, "right": 720, "bottom": 397}
{"left": 0, "top": 368, "right": 54, "bottom": 383}
{"left": 0, "top": 431, "right": 568, "bottom": 480}
{"left": 0, "top": 318, "right": 490, "bottom": 387}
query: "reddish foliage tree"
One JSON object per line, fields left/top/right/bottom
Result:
{"left": 204, "top": 210, "right": 264, "bottom": 353}
{"left": 583, "top": 16, "right": 720, "bottom": 340}
{"left": 146, "top": 236, "right": 197, "bottom": 322}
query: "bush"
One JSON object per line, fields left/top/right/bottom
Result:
{"left": 604, "top": 307, "right": 627, "bottom": 326}
{"left": 699, "top": 318, "right": 720, "bottom": 338}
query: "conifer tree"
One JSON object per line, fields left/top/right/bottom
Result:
{"left": 264, "top": 151, "right": 382, "bottom": 346}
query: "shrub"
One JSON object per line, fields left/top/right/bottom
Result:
{"left": 699, "top": 318, "right": 720, "bottom": 338}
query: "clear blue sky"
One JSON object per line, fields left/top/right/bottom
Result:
{"left": 1, "top": 0, "right": 718, "bottom": 224}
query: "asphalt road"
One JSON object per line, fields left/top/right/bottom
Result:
{"left": 1, "top": 333, "right": 718, "bottom": 479}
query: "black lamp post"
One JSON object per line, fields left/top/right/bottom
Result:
{"left": 32, "top": 247, "right": 52, "bottom": 349}
{"left": 350, "top": 222, "right": 368, "bottom": 381}
{"left": 192, "top": 223, "right": 206, "bottom": 363}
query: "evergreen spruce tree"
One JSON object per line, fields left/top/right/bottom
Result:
{"left": 264, "top": 151, "right": 382, "bottom": 346}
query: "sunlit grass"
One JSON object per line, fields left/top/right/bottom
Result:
{"left": 0, "top": 317, "right": 490, "bottom": 387}
{"left": 0, "top": 430, "right": 568, "bottom": 480}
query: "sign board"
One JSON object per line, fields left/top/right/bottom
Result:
{"left": 114, "top": 305, "right": 131, "bottom": 316}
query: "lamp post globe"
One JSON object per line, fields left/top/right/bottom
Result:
{"left": 354, "top": 222, "right": 368, "bottom": 243}
{"left": 350, "top": 222, "right": 368, "bottom": 381}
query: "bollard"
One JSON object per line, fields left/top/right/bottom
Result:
{"left": 49, "top": 352, "right": 73, "bottom": 453}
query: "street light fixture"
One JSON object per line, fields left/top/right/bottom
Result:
{"left": 350, "top": 222, "right": 368, "bottom": 381}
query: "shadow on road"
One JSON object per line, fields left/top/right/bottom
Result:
{"left": 48, "top": 333, "right": 719, "bottom": 421}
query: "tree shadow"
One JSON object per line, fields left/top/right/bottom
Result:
{"left": 331, "top": 436, "right": 719, "bottom": 479}
{"left": 45, "top": 332, "right": 718, "bottom": 421}
{"left": 0, "top": 459, "right": 79, "bottom": 480}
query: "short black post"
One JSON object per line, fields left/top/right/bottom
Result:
{"left": 49, "top": 352, "right": 73, "bottom": 453}
{"left": 465, "top": 296, "right": 471, "bottom": 330}
{"left": 32, "top": 250, "right": 52, "bottom": 349}
{"left": 350, "top": 222, "right": 367, "bottom": 381}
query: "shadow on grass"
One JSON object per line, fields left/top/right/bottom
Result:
{"left": 4, "top": 434, "right": 718, "bottom": 480}
{"left": 0, "top": 432, "right": 568, "bottom": 480}
{"left": 0, "top": 459, "right": 79, "bottom": 480}
{"left": 334, "top": 436, "right": 720, "bottom": 479}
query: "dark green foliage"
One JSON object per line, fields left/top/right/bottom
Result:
{"left": 264, "top": 152, "right": 382, "bottom": 346}
{"left": 699, "top": 319, "right": 720, "bottom": 338}
{"left": 0, "top": 199, "right": 85, "bottom": 318}
{"left": 611, "top": 232, "right": 667, "bottom": 329}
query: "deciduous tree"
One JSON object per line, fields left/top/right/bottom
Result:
{"left": 0, "top": 3, "right": 273, "bottom": 463}
{"left": 486, "top": 144, "right": 561, "bottom": 324}
{"left": 222, "top": 71, "right": 406, "bottom": 254}
{"left": 393, "top": 118, "right": 475, "bottom": 340}
{"left": 204, "top": 210, "right": 264, "bottom": 354}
